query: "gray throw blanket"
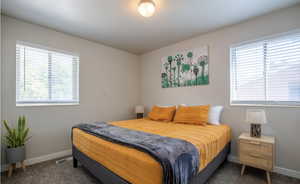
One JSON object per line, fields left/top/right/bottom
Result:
{"left": 72, "top": 122, "right": 199, "bottom": 184}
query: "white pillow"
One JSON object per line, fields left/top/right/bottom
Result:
{"left": 209, "top": 106, "right": 224, "bottom": 125}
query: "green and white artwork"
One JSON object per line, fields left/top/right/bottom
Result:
{"left": 161, "top": 46, "right": 209, "bottom": 88}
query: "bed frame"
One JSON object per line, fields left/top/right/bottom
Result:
{"left": 72, "top": 142, "right": 230, "bottom": 184}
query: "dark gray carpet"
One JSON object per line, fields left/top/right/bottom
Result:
{"left": 1, "top": 158, "right": 300, "bottom": 184}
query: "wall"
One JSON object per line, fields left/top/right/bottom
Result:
{"left": 1, "top": 16, "right": 140, "bottom": 164}
{"left": 0, "top": 2, "right": 2, "bottom": 168}
{"left": 140, "top": 5, "right": 300, "bottom": 172}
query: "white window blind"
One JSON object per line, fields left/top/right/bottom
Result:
{"left": 230, "top": 32, "right": 300, "bottom": 106}
{"left": 16, "top": 43, "right": 79, "bottom": 105}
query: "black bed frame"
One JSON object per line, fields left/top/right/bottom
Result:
{"left": 72, "top": 142, "right": 230, "bottom": 184}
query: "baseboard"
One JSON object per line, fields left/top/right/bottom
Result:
{"left": 227, "top": 154, "right": 239, "bottom": 163}
{"left": 1, "top": 149, "right": 72, "bottom": 172}
{"left": 273, "top": 166, "right": 300, "bottom": 180}
{"left": 227, "top": 154, "right": 300, "bottom": 179}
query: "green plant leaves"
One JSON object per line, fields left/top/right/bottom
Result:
{"left": 2, "top": 116, "right": 30, "bottom": 148}
{"left": 3, "top": 120, "right": 13, "bottom": 136}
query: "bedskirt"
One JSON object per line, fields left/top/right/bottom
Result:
{"left": 72, "top": 142, "right": 231, "bottom": 184}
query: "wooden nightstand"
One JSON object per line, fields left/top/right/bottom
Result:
{"left": 239, "top": 133, "right": 275, "bottom": 184}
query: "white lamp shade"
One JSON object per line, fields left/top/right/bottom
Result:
{"left": 135, "top": 105, "right": 144, "bottom": 113}
{"left": 246, "top": 109, "right": 267, "bottom": 124}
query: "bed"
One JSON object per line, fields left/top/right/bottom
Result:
{"left": 72, "top": 118, "right": 231, "bottom": 184}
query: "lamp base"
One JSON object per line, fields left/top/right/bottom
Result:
{"left": 136, "top": 113, "right": 144, "bottom": 119}
{"left": 250, "top": 124, "right": 261, "bottom": 138}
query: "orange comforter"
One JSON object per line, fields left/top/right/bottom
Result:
{"left": 72, "top": 119, "right": 231, "bottom": 184}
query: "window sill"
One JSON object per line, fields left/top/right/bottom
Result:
{"left": 230, "top": 103, "right": 300, "bottom": 108}
{"left": 16, "top": 103, "right": 80, "bottom": 107}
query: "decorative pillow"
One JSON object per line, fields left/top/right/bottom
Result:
{"left": 173, "top": 105, "right": 210, "bottom": 125}
{"left": 180, "top": 104, "right": 224, "bottom": 125}
{"left": 148, "top": 105, "right": 176, "bottom": 122}
{"left": 209, "top": 106, "right": 224, "bottom": 125}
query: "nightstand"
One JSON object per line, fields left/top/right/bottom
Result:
{"left": 239, "top": 133, "right": 275, "bottom": 184}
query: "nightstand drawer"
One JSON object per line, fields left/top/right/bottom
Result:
{"left": 240, "top": 139, "right": 273, "bottom": 158}
{"left": 240, "top": 153, "right": 273, "bottom": 170}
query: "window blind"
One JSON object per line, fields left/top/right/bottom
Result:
{"left": 16, "top": 43, "right": 79, "bottom": 105}
{"left": 230, "top": 32, "right": 300, "bottom": 106}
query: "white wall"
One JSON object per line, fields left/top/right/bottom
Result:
{"left": 1, "top": 16, "right": 140, "bottom": 164}
{"left": 140, "top": 5, "right": 300, "bottom": 172}
{"left": 0, "top": 1, "right": 2, "bottom": 168}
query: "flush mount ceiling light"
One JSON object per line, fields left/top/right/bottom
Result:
{"left": 138, "top": 0, "right": 156, "bottom": 17}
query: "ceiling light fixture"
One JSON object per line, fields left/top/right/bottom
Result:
{"left": 138, "top": 0, "right": 156, "bottom": 17}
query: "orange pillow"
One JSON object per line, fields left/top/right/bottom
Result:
{"left": 148, "top": 106, "right": 176, "bottom": 122}
{"left": 173, "top": 105, "right": 210, "bottom": 125}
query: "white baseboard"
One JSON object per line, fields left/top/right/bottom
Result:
{"left": 227, "top": 154, "right": 300, "bottom": 179}
{"left": 227, "top": 154, "right": 239, "bottom": 163}
{"left": 1, "top": 149, "right": 72, "bottom": 172}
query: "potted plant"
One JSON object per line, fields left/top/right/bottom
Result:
{"left": 2, "top": 116, "right": 30, "bottom": 165}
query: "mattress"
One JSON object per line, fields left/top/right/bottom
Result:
{"left": 72, "top": 119, "right": 231, "bottom": 184}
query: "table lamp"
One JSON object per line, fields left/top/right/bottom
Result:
{"left": 135, "top": 105, "right": 144, "bottom": 119}
{"left": 246, "top": 109, "right": 267, "bottom": 138}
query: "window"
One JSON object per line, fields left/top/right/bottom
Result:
{"left": 16, "top": 42, "right": 79, "bottom": 105}
{"left": 230, "top": 32, "right": 300, "bottom": 106}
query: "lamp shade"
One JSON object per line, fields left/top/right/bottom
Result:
{"left": 246, "top": 109, "right": 267, "bottom": 124}
{"left": 135, "top": 105, "right": 144, "bottom": 113}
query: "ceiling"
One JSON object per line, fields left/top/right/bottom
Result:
{"left": 2, "top": 0, "right": 300, "bottom": 54}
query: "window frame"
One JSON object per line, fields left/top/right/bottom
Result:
{"left": 229, "top": 30, "right": 300, "bottom": 108}
{"left": 16, "top": 41, "right": 80, "bottom": 107}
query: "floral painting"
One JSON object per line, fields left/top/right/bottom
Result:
{"left": 161, "top": 46, "right": 209, "bottom": 88}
